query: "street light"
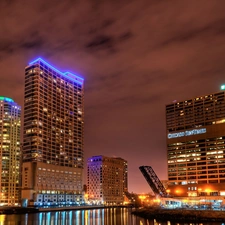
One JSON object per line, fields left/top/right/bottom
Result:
{"left": 166, "top": 189, "right": 170, "bottom": 196}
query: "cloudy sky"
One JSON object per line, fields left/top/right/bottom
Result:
{"left": 1, "top": 0, "right": 225, "bottom": 193}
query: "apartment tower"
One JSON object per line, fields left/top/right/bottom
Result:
{"left": 166, "top": 90, "right": 225, "bottom": 198}
{"left": 22, "top": 58, "right": 84, "bottom": 206}
{"left": 87, "top": 155, "right": 128, "bottom": 205}
{"left": 0, "top": 96, "right": 21, "bottom": 206}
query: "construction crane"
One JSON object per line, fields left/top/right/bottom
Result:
{"left": 139, "top": 165, "right": 168, "bottom": 197}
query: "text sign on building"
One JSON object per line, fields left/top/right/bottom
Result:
{"left": 168, "top": 128, "right": 206, "bottom": 139}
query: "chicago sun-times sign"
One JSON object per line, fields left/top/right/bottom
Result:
{"left": 168, "top": 128, "right": 206, "bottom": 139}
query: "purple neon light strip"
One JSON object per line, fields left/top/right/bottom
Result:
{"left": 29, "top": 58, "right": 84, "bottom": 84}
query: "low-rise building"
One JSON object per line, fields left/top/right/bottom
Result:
{"left": 87, "top": 155, "right": 127, "bottom": 205}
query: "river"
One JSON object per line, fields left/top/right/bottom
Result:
{"left": 0, "top": 208, "right": 223, "bottom": 225}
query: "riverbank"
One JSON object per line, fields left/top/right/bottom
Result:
{"left": 38, "top": 205, "right": 119, "bottom": 212}
{"left": 0, "top": 205, "right": 128, "bottom": 214}
{"left": 0, "top": 207, "right": 39, "bottom": 214}
{"left": 132, "top": 207, "right": 225, "bottom": 222}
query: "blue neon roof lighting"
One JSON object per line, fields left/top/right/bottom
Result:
{"left": 29, "top": 58, "right": 84, "bottom": 84}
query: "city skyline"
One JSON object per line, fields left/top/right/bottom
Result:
{"left": 1, "top": 0, "right": 225, "bottom": 193}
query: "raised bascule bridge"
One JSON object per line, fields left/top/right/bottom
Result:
{"left": 139, "top": 166, "right": 168, "bottom": 197}
{"left": 139, "top": 166, "right": 181, "bottom": 208}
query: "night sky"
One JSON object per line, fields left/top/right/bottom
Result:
{"left": 1, "top": 0, "right": 225, "bottom": 193}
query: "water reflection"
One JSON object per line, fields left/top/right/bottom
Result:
{"left": 0, "top": 208, "right": 223, "bottom": 225}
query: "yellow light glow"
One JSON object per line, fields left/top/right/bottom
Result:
{"left": 0, "top": 215, "right": 6, "bottom": 223}
{"left": 139, "top": 195, "right": 147, "bottom": 200}
{"left": 153, "top": 198, "right": 160, "bottom": 203}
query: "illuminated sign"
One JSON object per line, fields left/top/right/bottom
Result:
{"left": 168, "top": 128, "right": 206, "bottom": 139}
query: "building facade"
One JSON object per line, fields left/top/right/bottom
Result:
{"left": 166, "top": 91, "right": 225, "bottom": 198}
{"left": 0, "top": 96, "right": 21, "bottom": 206}
{"left": 22, "top": 58, "right": 84, "bottom": 206}
{"left": 87, "top": 155, "right": 128, "bottom": 205}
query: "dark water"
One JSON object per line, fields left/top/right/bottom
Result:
{"left": 0, "top": 208, "right": 223, "bottom": 225}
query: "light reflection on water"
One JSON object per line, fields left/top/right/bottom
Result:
{"left": 0, "top": 208, "right": 223, "bottom": 225}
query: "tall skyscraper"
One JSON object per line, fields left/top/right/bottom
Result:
{"left": 87, "top": 155, "right": 128, "bottom": 205}
{"left": 0, "top": 96, "right": 21, "bottom": 206}
{"left": 166, "top": 91, "right": 225, "bottom": 198}
{"left": 22, "top": 58, "right": 84, "bottom": 206}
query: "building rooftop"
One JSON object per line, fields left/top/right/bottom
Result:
{"left": 28, "top": 57, "right": 84, "bottom": 85}
{"left": 0, "top": 96, "right": 14, "bottom": 102}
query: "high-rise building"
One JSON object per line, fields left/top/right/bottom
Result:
{"left": 22, "top": 58, "right": 84, "bottom": 206}
{"left": 166, "top": 91, "right": 225, "bottom": 198}
{"left": 0, "top": 96, "right": 21, "bottom": 206}
{"left": 87, "top": 155, "right": 128, "bottom": 205}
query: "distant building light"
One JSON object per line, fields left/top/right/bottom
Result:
{"left": 221, "top": 85, "right": 225, "bottom": 90}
